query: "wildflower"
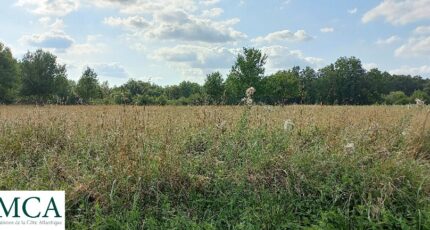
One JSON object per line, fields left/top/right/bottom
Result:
{"left": 242, "top": 87, "right": 256, "bottom": 106}
{"left": 283, "top": 119, "right": 295, "bottom": 132}
{"left": 415, "top": 98, "right": 425, "bottom": 106}
{"left": 241, "top": 97, "right": 253, "bottom": 105}
{"left": 378, "top": 147, "right": 390, "bottom": 157}
{"left": 245, "top": 98, "right": 253, "bottom": 106}
{"left": 216, "top": 120, "right": 227, "bottom": 132}
{"left": 246, "top": 87, "right": 256, "bottom": 98}
{"left": 344, "top": 143, "right": 355, "bottom": 154}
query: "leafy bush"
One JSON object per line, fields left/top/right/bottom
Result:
{"left": 384, "top": 91, "right": 410, "bottom": 105}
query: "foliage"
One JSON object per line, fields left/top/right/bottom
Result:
{"left": 0, "top": 42, "right": 19, "bottom": 104}
{"left": 260, "top": 69, "right": 301, "bottom": 104}
{"left": 411, "top": 90, "right": 430, "bottom": 103}
{"left": 76, "top": 67, "right": 101, "bottom": 103}
{"left": 20, "top": 49, "right": 67, "bottom": 103}
{"left": 384, "top": 91, "right": 410, "bottom": 105}
{"left": 225, "top": 48, "right": 267, "bottom": 104}
{"left": 204, "top": 72, "right": 224, "bottom": 104}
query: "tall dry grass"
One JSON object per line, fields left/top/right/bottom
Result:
{"left": 0, "top": 105, "right": 429, "bottom": 229}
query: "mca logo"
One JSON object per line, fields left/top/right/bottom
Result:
{"left": 0, "top": 191, "right": 65, "bottom": 230}
{"left": 0, "top": 197, "right": 62, "bottom": 218}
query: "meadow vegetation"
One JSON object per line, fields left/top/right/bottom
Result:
{"left": 0, "top": 105, "right": 429, "bottom": 229}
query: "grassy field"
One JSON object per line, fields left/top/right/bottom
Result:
{"left": 0, "top": 105, "right": 429, "bottom": 229}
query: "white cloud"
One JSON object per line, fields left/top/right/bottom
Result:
{"left": 362, "top": 0, "right": 430, "bottom": 25}
{"left": 390, "top": 65, "right": 430, "bottom": 76}
{"left": 20, "top": 16, "right": 106, "bottom": 56}
{"left": 148, "top": 16, "right": 245, "bottom": 42}
{"left": 363, "top": 63, "right": 378, "bottom": 70}
{"left": 376, "top": 35, "right": 400, "bottom": 45}
{"left": 92, "top": 63, "right": 129, "bottom": 79}
{"left": 91, "top": 0, "right": 198, "bottom": 14}
{"left": 260, "top": 45, "right": 324, "bottom": 72}
{"left": 395, "top": 35, "right": 430, "bottom": 57}
{"left": 16, "top": 0, "right": 79, "bottom": 16}
{"left": 395, "top": 25, "right": 430, "bottom": 57}
{"left": 20, "top": 31, "right": 74, "bottom": 51}
{"left": 38, "top": 17, "right": 65, "bottom": 31}
{"left": 253, "top": 29, "right": 312, "bottom": 43}
{"left": 199, "top": 0, "right": 220, "bottom": 5}
{"left": 280, "top": 0, "right": 291, "bottom": 10}
{"left": 105, "top": 9, "right": 246, "bottom": 43}
{"left": 414, "top": 26, "right": 430, "bottom": 35}
{"left": 39, "top": 17, "right": 52, "bottom": 26}
{"left": 97, "top": 0, "right": 246, "bottom": 46}
{"left": 89, "top": 0, "right": 137, "bottom": 8}
{"left": 20, "top": 16, "right": 107, "bottom": 56}
{"left": 152, "top": 44, "right": 236, "bottom": 81}
{"left": 348, "top": 8, "right": 358, "bottom": 14}
{"left": 201, "top": 8, "right": 224, "bottom": 17}
{"left": 320, "top": 27, "right": 334, "bottom": 33}
{"left": 104, "top": 16, "right": 150, "bottom": 29}
{"left": 152, "top": 45, "right": 235, "bottom": 69}
{"left": 66, "top": 35, "right": 107, "bottom": 55}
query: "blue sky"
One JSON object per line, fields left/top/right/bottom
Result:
{"left": 1, "top": 0, "right": 430, "bottom": 86}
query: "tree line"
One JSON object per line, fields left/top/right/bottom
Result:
{"left": 1, "top": 42, "right": 429, "bottom": 105}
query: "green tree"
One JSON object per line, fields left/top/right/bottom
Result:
{"left": 261, "top": 70, "right": 300, "bottom": 104}
{"left": 53, "top": 72, "right": 73, "bottom": 104}
{"left": 423, "top": 81, "right": 430, "bottom": 96}
{"left": 123, "top": 79, "right": 146, "bottom": 97}
{"left": 204, "top": 72, "right": 224, "bottom": 104}
{"left": 334, "top": 57, "right": 366, "bottom": 104}
{"left": 0, "top": 42, "right": 19, "bottom": 103}
{"left": 100, "top": 81, "right": 111, "bottom": 99}
{"left": 225, "top": 47, "right": 267, "bottom": 104}
{"left": 318, "top": 57, "right": 366, "bottom": 104}
{"left": 299, "top": 66, "right": 317, "bottom": 104}
{"left": 165, "top": 85, "right": 181, "bottom": 100}
{"left": 410, "top": 90, "right": 429, "bottom": 103}
{"left": 178, "top": 81, "right": 202, "bottom": 98}
{"left": 76, "top": 67, "right": 100, "bottom": 103}
{"left": 317, "top": 64, "right": 338, "bottom": 104}
{"left": 384, "top": 91, "right": 410, "bottom": 105}
{"left": 115, "top": 79, "right": 164, "bottom": 104}
{"left": 20, "top": 49, "right": 66, "bottom": 103}
{"left": 361, "top": 69, "right": 387, "bottom": 104}
{"left": 387, "top": 75, "right": 425, "bottom": 96}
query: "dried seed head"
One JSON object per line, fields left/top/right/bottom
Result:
{"left": 415, "top": 98, "right": 425, "bottom": 106}
{"left": 245, "top": 98, "right": 253, "bottom": 105}
{"left": 344, "top": 143, "right": 355, "bottom": 154}
{"left": 216, "top": 120, "right": 227, "bottom": 131}
{"left": 246, "top": 87, "right": 256, "bottom": 98}
{"left": 283, "top": 119, "right": 295, "bottom": 132}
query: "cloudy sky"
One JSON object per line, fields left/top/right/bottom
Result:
{"left": 1, "top": 0, "right": 430, "bottom": 86}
